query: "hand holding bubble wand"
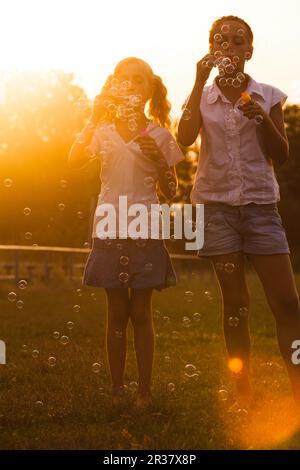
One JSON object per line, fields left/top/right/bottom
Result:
{"left": 239, "top": 91, "right": 265, "bottom": 125}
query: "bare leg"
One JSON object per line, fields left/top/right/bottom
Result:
{"left": 130, "top": 288, "right": 154, "bottom": 404}
{"left": 105, "top": 288, "right": 130, "bottom": 399}
{"left": 247, "top": 254, "right": 300, "bottom": 405}
{"left": 211, "top": 252, "right": 251, "bottom": 399}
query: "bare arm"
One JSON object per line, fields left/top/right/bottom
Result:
{"left": 239, "top": 101, "right": 289, "bottom": 166}
{"left": 156, "top": 163, "right": 178, "bottom": 200}
{"left": 262, "top": 103, "right": 289, "bottom": 165}
{"left": 68, "top": 76, "right": 117, "bottom": 169}
{"left": 134, "top": 135, "right": 178, "bottom": 200}
{"left": 178, "top": 54, "right": 214, "bottom": 147}
{"left": 68, "top": 118, "right": 99, "bottom": 169}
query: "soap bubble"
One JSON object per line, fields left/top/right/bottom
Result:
{"left": 35, "top": 400, "right": 44, "bottom": 408}
{"left": 219, "top": 78, "right": 227, "bottom": 87}
{"left": 58, "top": 203, "right": 65, "bottom": 211}
{"left": 221, "top": 57, "right": 231, "bottom": 66}
{"left": 25, "top": 232, "right": 32, "bottom": 240}
{"left": 185, "top": 291, "right": 194, "bottom": 302}
{"left": 171, "top": 330, "right": 180, "bottom": 339}
{"left": 92, "top": 362, "right": 101, "bottom": 373}
{"left": 255, "top": 115, "right": 264, "bottom": 125}
{"left": 8, "top": 292, "right": 17, "bottom": 302}
{"left": 73, "top": 305, "right": 80, "bottom": 313}
{"left": 235, "top": 408, "right": 249, "bottom": 424}
{"left": 244, "top": 51, "right": 252, "bottom": 60}
{"left": 182, "top": 316, "right": 191, "bottom": 328}
{"left": 193, "top": 312, "right": 202, "bottom": 322}
{"left": 232, "top": 56, "right": 240, "bottom": 64}
{"left": 77, "top": 211, "right": 84, "bottom": 219}
{"left": 225, "top": 262, "right": 235, "bottom": 273}
{"left": 67, "top": 321, "right": 74, "bottom": 330}
{"left": 214, "top": 33, "right": 222, "bottom": 42}
{"left": 21, "top": 344, "right": 28, "bottom": 352}
{"left": 232, "top": 78, "right": 241, "bottom": 88}
{"left": 225, "top": 64, "right": 235, "bottom": 75}
{"left": 215, "top": 262, "right": 224, "bottom": 271}
{"left": 18, "top": 280, "right": 27, "bottom": 290}
{"left": 204, "top": 290, "right": 213, "bottom": 301}
{"left": 115, "top": 330, "right": 123, "bottom": 339}
{"left": 184, "top": 364, "right": 197, "bottom": 377}
{"left": 16, "top": 300, "right": 24, "bottom": 309}
{"left": 221, "top": 42, "right": 229, "bottom": 50}
{"left": 221, "top": 24, "right": 230, "bottom": 34}
{"left": 120, "top": 256, "right": 129, "bottom": 266}
{"left": 60, "top": 179, "right": 68, "bottom": 189}
{"left": 145, "top": 262, "right": 153, "bottom": 272}
{"left": 53, "top": 331, "right": 60, "bottom": 339}
{"left": 119, "top": 272, "right": 129, "bottom": 283}
{"left": 76, "top": 288, "right": 82, "bottom": 297}
{"left": 237, "top": 28, "right": 245, "bottom": 36}
{"left": 3, "top": 178, "right": 13, "bottom": 188}
{"left": 128, "top": 120, "right": 137, "bottom": 132}
{"left": 228, "top": 316, "right": 239, "bottom": 327}
{"left": 144, "top": 176, "right": 156, "bottom": 189}
{"left": 60, "top": 335, "right": 69, "bottom": 345}
{"left": 168, "top": 382, "right": 175, "bottom": 392}
{"left": 226, "top": 78, "right": 233, "bottom": 87}
{"left": 206, "top": 58, "right": 215, "bottom": 68}
{"left": 239, "top": 307, "right": 249, "bottom": 317}
{"left": 237, "top": 72, "right": 246, "bottom": 82}
{"left": 214, "top": 50, "right": 222, "bottom": 59}
{"left": 32, "top": 349, "right": 39, "bottom": 358}
{"left": 47, "top": 357, "right": 56, "bottom": 367}
{"left": 129, "top": 381, "right": 138, "bottom": 392}
{"left": 182, "top": 108, "right": 192, "bottom": 120}
{"left": 218, "top": 387, "right": 229, "bottom": 402}
{"left": 23, "top": 207, "right": 31, "bottom": 216}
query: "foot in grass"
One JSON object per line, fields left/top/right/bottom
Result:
{"left": 111, "top": 385, "right": 127, "bottom": 409}
{"left": 135, "top": 391, "right": 152, "bottom": 411}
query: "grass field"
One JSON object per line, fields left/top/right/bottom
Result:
{"left": 1, "top": 264, "right": 300, "bottom": 450}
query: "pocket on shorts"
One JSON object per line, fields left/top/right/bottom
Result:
{"left": 204, "top": 207, "right": 227, "bottom": 229}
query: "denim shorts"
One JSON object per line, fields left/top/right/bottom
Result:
{"left": 197, "top": 202, "right": 290, "bottom": 257}
{"left": 82, "top": 238, "right": 177, "bottom": 291}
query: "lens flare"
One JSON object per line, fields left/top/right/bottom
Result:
{"left": 228, "top": 357, "right": 243, "bottom": 374}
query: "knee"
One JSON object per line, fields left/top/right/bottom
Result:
{"left": 271, "top": 294, "right": 300, "bottom": 322}
{"left": 130, "top": 310, "right": 152, "bottom": 329}
{"left": 108, "top": 308, "right": 130, "bottom": 329}
{"left": 223, "top": 294, "right": 249, "bottom": 316}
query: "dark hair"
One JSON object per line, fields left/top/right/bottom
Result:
{"left": 209, "top": 15, "right": 254, "bottom": 48}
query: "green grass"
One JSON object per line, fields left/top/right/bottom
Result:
{"left": 1, "top": 266, "right": 300, "bottom": 450}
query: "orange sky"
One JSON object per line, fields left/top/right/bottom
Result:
{"left": 1, "top": 0, "right": 300, "bottom": 117}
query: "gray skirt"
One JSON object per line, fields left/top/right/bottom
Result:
{"left": 82, "top": 238, "right": 177, "bottom": 291}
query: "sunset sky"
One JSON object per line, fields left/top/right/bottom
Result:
{"left": 1, "top": 0, "right": 300, "bottom": 117}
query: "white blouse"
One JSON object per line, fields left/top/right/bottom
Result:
{"left": 90, "top": 122, "right": 184, "bottom": 239}
{"left": 185, "top": 76, "right": 287, "bottom": 206}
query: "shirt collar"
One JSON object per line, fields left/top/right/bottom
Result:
{"left": 207, "top": 75, "right": 266, "bottom": 104}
